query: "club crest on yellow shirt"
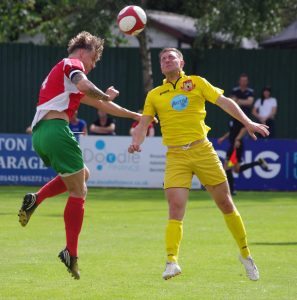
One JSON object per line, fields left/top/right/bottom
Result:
{"left": 181, "top": 79, "right": 195, "bottom": 91}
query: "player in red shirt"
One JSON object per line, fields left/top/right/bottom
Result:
{"left": 18, "top": 31, "right": 141, "bottom": 279}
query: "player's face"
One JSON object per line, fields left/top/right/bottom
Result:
{"left": 160, "top": 51, "right": 184, "bottom": 75}
{"left": 80, "top": 49, "right": 97, "bottom": 74}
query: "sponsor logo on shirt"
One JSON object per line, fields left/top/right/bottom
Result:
{"left": 171, "top": 95, "right": 189, "bottom": 111}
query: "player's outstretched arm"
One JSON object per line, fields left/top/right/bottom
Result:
{"left": 81, "top": 96, "right": 141, "bottom": 121}
{"left": 216, "top": 95, "right": 270, "bottom": 140}
{"left": 72, "top": 72, "right": 115, "bottom": 101}
{"left": 128, "top": 115, "right": 153, "bottom": 153}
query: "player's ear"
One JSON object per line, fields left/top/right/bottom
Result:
{"left": 180, "top": 59, "right": 185, "bottom": 69}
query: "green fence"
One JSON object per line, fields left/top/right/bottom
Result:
{"left": 0, "top": 44, "right": 296, "bottom": 138}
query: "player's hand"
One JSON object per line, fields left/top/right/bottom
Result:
{"left": 128, "top": 144, "right": 141, "bottom": 153}
{"left": 246, "top": 121, "right": 269, "bottom": 140}
{"left": 105, "top": 86, "right": 119, "bottom": 101}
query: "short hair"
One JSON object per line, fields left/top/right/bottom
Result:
{"left": 159, "top": 48, "right": 183, "bottom": 60}
{"left": 67, "top": 31, "right": 104, "bottom": 61}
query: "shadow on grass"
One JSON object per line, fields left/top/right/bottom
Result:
{"left": 251, "top": 242, "right": 297, "bottom": 246}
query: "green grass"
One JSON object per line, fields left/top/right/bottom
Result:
{"left": 0, "top": 186, "right": 296, "bottom": 300}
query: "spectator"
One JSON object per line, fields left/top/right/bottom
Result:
{"left": 218, "top": 124, "right": 270, "bottom": 196}
{"left": 130, "top": 110, "right": 155, "bottom": 137}
{"left": 69, "top": 110, "right": 88, "bottom": 140}
{"left": 89, "top": 109, "right": 116, "bottom": 135}
{"left": 231, "top": 73, "right": 254, "bottom": 117}
{"left": 252, "top": 87, "right": 277, "bottom": 138}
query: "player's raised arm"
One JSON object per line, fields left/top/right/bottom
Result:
{"left": 71, "top": 72, "right": 116, "bottom": 101}
{"left": 216, "top": 95, "right": 270, "bottom": 140}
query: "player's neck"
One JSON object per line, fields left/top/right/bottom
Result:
{"left": 165, "top": 71, "right": 181, "bottom": 83}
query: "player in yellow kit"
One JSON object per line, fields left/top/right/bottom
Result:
{"left": 128, "top": 48, "right": 270, "bottom": 281}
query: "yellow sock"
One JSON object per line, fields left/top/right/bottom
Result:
{"left": 165, "top": 219, "right": 183, "bottom": 263}
{"left": 224, "top": 210, "right": 250, "bottom": 258}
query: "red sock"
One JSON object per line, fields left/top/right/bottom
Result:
{"left": 64, "top": 196, "right": 85, "bottom": 257}
{"left": 36, "top": 176, "right": 67, "bottom": 205}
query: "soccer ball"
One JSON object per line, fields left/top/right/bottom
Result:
{"left": 117, "top": 6, "right": 147, "bottom": 36}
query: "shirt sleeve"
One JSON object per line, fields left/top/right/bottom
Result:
{"left": 143, "top": 92, "right": 156, "bottom": 117}
{"left": 198, "top": 77, "right": 224, "bottom": 104}
{"left": 63, "top": 58, "right": 85, "bottom": 80}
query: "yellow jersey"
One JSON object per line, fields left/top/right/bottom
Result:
{"left": 143, "top": 72, "right": 224, "bottom": 145}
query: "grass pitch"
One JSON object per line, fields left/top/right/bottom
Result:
{"left": 0, "top": 186, "right": 296, "bottom": 300}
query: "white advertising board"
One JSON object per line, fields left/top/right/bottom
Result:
{"left": 80, "top": 136, "right": 201, "bottom": 189}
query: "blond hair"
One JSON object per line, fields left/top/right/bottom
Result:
{"left": 67, "top": 31, "right": 104, "bottom": 61}
{"left": 159, "top": 48, "right": 183, "bottom": 60}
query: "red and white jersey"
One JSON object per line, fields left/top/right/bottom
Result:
{"left": 31, "top": 58, "right": 86, "bottom": 128}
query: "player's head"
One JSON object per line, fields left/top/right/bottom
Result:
{"left": 238, "top": 73, "right": 249, "bottom": 88}
{"left": 68, "top": 31, "right": 104, "bottom": 73}
{"left": 159, "top": 48, "right": 184, "bottom": 76}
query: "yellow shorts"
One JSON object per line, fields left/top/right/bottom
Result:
{"left": 164, "top": 139, "right": 226, "bottom": 189}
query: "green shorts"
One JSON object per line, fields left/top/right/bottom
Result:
{"left": 32, "top": 119, "right": 84, "bottom": 176}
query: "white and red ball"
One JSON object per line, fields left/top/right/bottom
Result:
{"left": 117, "top": 6, "right": 147, "bottom": 36}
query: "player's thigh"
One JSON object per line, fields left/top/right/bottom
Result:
{"left": 191, "top": 140, "right": 226, "bottom": 186}
{"left": 33, "top": 119, "right": 84, "bottom": 175}
{"left": 164, "top": 150, "right": 193, "bottom": 189}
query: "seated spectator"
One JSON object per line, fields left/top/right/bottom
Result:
{"left": 252, "top": 87, "right": 277, "bottom": 138}
{"left": 129, "top": 110, "right": 155, "bottom": 137}
{"left": 69, "top": 110, "right": 88, "bottom": 141}
{"left": 89, "top": 109, "right": 116, "bottom": 135}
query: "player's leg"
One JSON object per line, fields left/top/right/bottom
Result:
{"left": 165, "top": 188, "right": 188, "bottom": 262}
{"left": 18, "top": 169, "right": 89, "bottom": 227}
{"left": 205, "top": 182, "right": 259, "bottom": 280}
{"left": 162, "top": 188, "right": 187, "bottom": 280}
{"left": 21, "top": 119, "right": 86, "bottom": 279}
{"left": 48, "top": 123, "right": 87, "bottom": 280}
{"left": 58, "top": 168, "right": 87, "bottom": 280}
{"left": 193, "top": 139, "right": 259, "bottom": 280}
{"left": 162, "top": 149, "right": 192, "bottom": 280}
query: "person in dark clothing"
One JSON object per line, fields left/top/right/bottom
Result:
{"left": 230, "top": 73, "right": 254, "bottom": 117}
{"left": 218, "top": 117, "right": 270, "bottom": 195}
{"left": 89, "top": 109, "right": 116, "bottom": 135}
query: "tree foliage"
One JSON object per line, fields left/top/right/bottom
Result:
{"left": 0, "top": 0, "right": 296, "bottom": 47}
{"left": 148, "top": 0, "right": 297, "bottom": 48}
{"left": 0, "top": 0, "right": 40, "bottom": 42}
